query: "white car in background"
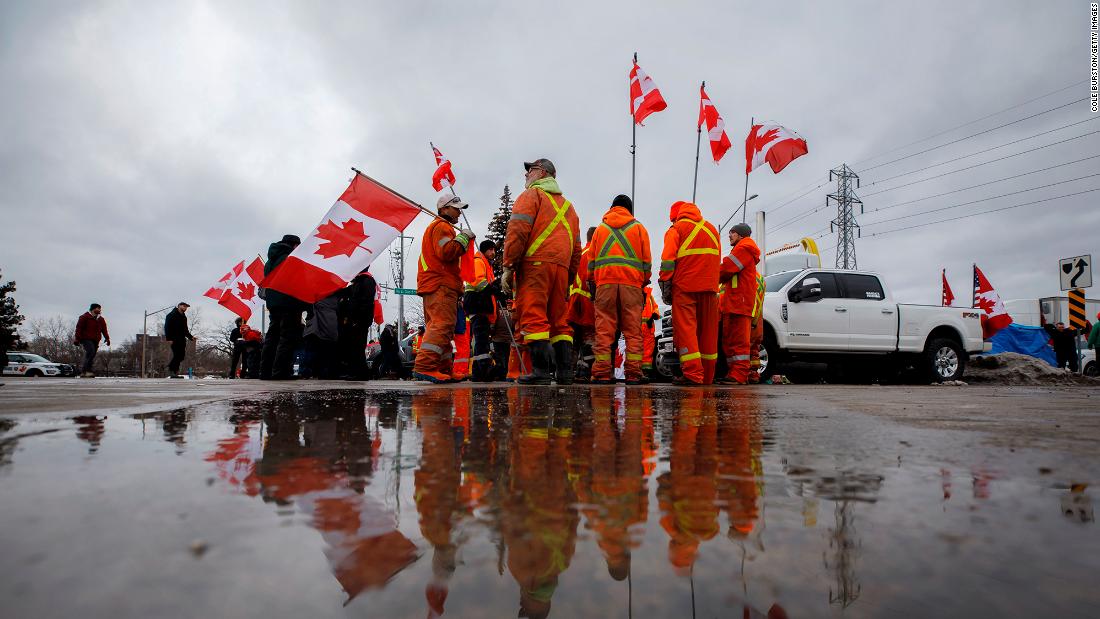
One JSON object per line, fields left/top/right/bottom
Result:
{"left": 3, "top": 352, "right": 72, "bottom": 377}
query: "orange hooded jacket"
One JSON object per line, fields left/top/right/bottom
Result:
{"left": 587, "top": 206, "right": 652, "bottom": 287}
{"left": 719, "top": 237, "right": 761, "bottom": 315}
{"left": 658, "top": 202, "right": 720, "bottom": 293}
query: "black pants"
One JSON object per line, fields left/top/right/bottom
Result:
{"left": 470, "top": 314, "right": 493, "bottom": 381}
{"left": 241, "top": 343, "right": 261, "bottom": 378}
{"left": 491, "top": 341, "right": 510, "bottom": 381}
{"left": 261, "top": 309, "right": 303, "bottom": 379}
{"left": 168, "top": 340, "right": 187, "bottom": 375}
{"left": 228, "top": 342, "right": 244, "bottom": 377}
{"left": 340, "top": 322, "right": 369, "bottom": 380}
{"left": 1056, "top": 348, "right": 1079, "bottom": 372}
{"left": 80, "top": 339, "right": 98, "bottom": 374}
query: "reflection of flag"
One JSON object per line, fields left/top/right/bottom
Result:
{"left": 219, "top": 257, "right": 265, "bottom": 321}
{"left": 431, "top": 144, "right": 455, "bottom": 191}
{"left": 698, "top": 84, "right": 731, "bottom": 163}
{"left": 629, "top": 60, "right": 667, "bottom": 125}
{"left": 972, "top": 265, "right": 1013, "bottom": 338}
{"left": 262, "top": 172, "right": 422, "bottom": 303}
{"left": 745, "top": 122, "right": 808, "bottom": 174}
{"left": 204, "top": 261, "right": 244, "bottom": 300}
{"left": 941, "top": 268, "right": 955, "bottom": 307}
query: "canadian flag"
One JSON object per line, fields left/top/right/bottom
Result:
{"left": 372, "top": 271, "right": 384, "bottom": 325}
{"left": 745, "top": 122, "right": 809, "bottom": 174}
{"left": 941, "top": 268, "right": 955, "bottom": 307}
{"left": 218, "top": 257, "right": 265, "bottom": 322}
{"left": 698, "top": 84, "right": 731, "bottom": 163}
{"left": 972, "top": 265, "right": 1013, "bottom": 338}
{"left": 262, "top": 171, "right": 422, "bottom": 304}
{"left": 204, "top": 261, "right": 245, "bottom": 301}
{"left": 431, "top": 144, "right": 455, "bottom": 192}
{"left": 629, "top": 58, "right": 667, "bottom": 125}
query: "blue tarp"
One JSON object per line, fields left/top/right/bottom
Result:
{"left": 988, "top": 323, "right": 1057, "bottom": 367}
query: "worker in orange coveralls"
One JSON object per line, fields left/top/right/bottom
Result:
{"left": 748, "top": 271, "right": 767, "bottom": 383}
{"left": 501, "top": 158, "right": 581, "bottom": 385}
{"left": 566, "top": 226, "right": 597, "bottom": 382}
{"left": 658, "top": 201, "right": 721, "bottom": 385}
{"left": 641, "top": 286, "right": 660, "bottom": 378}
{"left": 414, "top": 195, "right": 476, "bottom": 384}
{"left": 718, "top": 223, "right": 761, "bottom": 385}
{"left": 588, "top": 194, "right": 652, "bottom": 385}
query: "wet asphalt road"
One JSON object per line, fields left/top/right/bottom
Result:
{"left": 0, "top": 379, "right": 1097, "bottom": 618}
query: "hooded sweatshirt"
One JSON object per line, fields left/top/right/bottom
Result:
{"left": 587, "top": 206, "right": 652, "bottom": 287}
{"left": 658, "top": 201, "right": 720, "bottom": 293}
{"left": 719, "top": 236, "right": 761, "bottom": 315}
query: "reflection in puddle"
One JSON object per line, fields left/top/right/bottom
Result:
{"left": 1, "top": 387, "right": 1098, "bottom": 618}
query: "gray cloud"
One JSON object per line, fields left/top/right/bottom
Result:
{"left": 1, "top": 0, "right": 1094, "bottom": 342}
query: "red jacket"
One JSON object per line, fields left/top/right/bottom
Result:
{"left": 719, "top": 237, "right": 761, "bottom": 315}
{"left": 75, "top": 312, "right": 110, "bottom": 344}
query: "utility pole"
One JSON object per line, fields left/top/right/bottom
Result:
{"left": 392, "top": 234, "right": 414, "bottom": 338}
{"left": 827, "top": 164, "right": 863, "bottom": 270}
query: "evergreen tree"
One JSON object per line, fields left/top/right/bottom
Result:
{"left": 486, "top": 184, "right": 513, "bottom": 274}
{"left": 0, "top": 269, "right": 26, "bottom": 355}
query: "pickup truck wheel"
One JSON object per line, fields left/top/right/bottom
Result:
{"left": 1085, "top": 362, "right": 1098, "bottom": 378}
{"left": 25, "top": 369, "right": 43, "bottom": 377}
{"left": 925, "top": 337, "right": 964, "bottom": 382}
{"left": 760, "top": 334, "right": 779, "bottom": 382}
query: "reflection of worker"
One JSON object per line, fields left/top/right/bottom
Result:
{"left": 589, "top": 195, "right": 652, "bottom": 385}
{"left": 657, "top": 389, "right": 719, "bottom": 573}
{"left": 716, "top": 398, "right": 763, "bottom": 538}
{"left": 659, "top": 201, "right": 721, "bottom": 385}
{"left": 718, "top": 223, "right": 761, "bottom": 384}
{"left": 415, "top": 195, "right": 476, "bottom": 383}
{"left": 503, "top": 396, "right": 579, "bottom": 618}
{"left": 502, "top": 158, "right": 581, "bottom": 385}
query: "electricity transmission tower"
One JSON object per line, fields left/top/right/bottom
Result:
{"left": 827, "top": 164, "right": 863, "bottom": 269}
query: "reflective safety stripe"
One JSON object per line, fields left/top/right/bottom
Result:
{"left": 677, "top": 219, "right": 720, "bottom": 258}
{"left": 524, "top": 331, "right": 550, "bottom": 341}
{"left": 438, "top": 236, "right": 452, "bottom": 247}
{"left": 454, "top": 357, "right": 469, "bottom": 364}
{"left": 679, "top": 347, "right": 690, "bottom": 355}
{"left": 510, "top": 212, "right": 534, "bottom": 224}
{"left": 660, "top": 259, "right": 676, "bottom": 272}
{"left": 525, "top": 190, "right": 574, "bottom": 257}
{"left": 549, "top": 334, "right": 573, "bottom": 344}
{"left": 594, "top": 353, "right": 611, "bottom": 361}
{"left": 419, "top": 254, "right": 428, "bottom": 271}
{"left": 727, "top": 354, "right": 750, "bottom": 362}
{"left": 701, "top": 353, "right": 718, "bottom": 361}
{"left": 421, "top": 342, "right": 445, "bottom": 354}
{"left": 594, "top": 221, "right": 647, "bottom": 272}
{"left": 592, "top": 256, "right": 648, "bottom": 269}
{"left": 471, "top": 353, "right": 493, "bottom": 361}
{"left": 524, "top": 428, "right": 549, "bottom": 439}
{"left": 642, "top": 364, "right": 653, "bottom": 370}
{"left": 749, "top": 360, "right": 761, "bottom": 367}
{"left": 569, "top": 286, "right": 591, "bottom": 298}
{"left": 454, "top": 234, "right": 470, "bottom": 249}
{"left": 680, "top": 351, "right": 702, "bottom": 362}
{"left": 626, "top": 353, "right": 643, "bottom": 361}
{"left": 729, "top": 253, "right": 744, "bottom": 269}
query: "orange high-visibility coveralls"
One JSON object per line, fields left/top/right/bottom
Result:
{"left": 748, "top": 272, "right": 767, "bottom": 382}
{"left": 451, "top": 323, "right": 470, "bottom": 380}
{"left": 415, "top": 218, "right": 472, "bottom": 380}
{"left": 641, "top": 286, "right": 660, "bottom": 373}
{"left": 719, "top": 236, "right": 761, "bottom": 383}
{"left": 567, "top": 241, "right": 595, "bottom": 330}
{"left": 588, "top": 206, "right": 651, "bottom": 381}
{"left": 503, "top": 179, "right": 581, "bottom": 345}
{"left": 659, "top": 202, "right": 720, "bottom": 384}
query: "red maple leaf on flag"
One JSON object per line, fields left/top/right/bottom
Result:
{"left": 236, "top": 282, "right": 256, "bottom": 301}
{"left": 753, "top": 128, "right": 780, "bottom": 154}
{"left": 314, "top": 218, "right": 372, "bottom": 259}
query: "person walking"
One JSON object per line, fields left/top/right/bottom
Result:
{"left": 501, "top": 158, "right": 581, "bottom": 385}
{"left": 658, "top": 201, "right": 721, "bottom": 385}
{"left": 74, "top": 303, "right": 111, "bottom": 378}
{"left": 261, "top": 234, "right": 308, "bottom": 380}
{"left": 588, "top": 195, "right": 652, "bottom": 385}
{"left": 164, "top": 302, "right": 194, "bottom": 378}
{"left": 717, "top": 223, "right": 761, "bottom": 385}
{"left": 414, "top": 195, "right": 476, "bottom": 383}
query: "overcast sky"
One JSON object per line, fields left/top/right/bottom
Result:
{"left": 1, "top": 0, "right": 1096, "bottom": 341}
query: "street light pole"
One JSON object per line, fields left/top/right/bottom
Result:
{"left": 719, "top": 193, "right": 759, "bottom": 232}
{"left": 141, "top": 305, "right": 174, "bottom": 378}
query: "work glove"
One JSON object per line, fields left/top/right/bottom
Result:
{"left": 501, "top": 267, "right": 513, "bottom": 295}
{"left": 659, "top": 280, "right": 673, "bottom": 306}
{"left": 458, "top": 228, "right": 475, "bottom": 240}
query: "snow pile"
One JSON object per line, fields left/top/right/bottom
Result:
{"left": 965, "top": 352, "right": 1097, "bottom": 386}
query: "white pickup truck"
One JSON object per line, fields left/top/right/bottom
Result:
{"left": 761, "top": 268, "right": 988, "bottom": 382}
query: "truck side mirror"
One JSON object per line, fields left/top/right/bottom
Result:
{"left": 799, "top": 277, "right": 823, "bottom": 302}
{"left": 787, "top": 286, "right": 803, "bottom": 303}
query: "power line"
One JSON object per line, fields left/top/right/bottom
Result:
{"left": 858, "top": 98, "right": 1086, "bottom": 172}
{"left": 861, "top": 122, "right": 1100, "bottom": 193}
{"left": 759, "top": 177, "right": 830, "bottom": 213}
{"left": 862, "top": 173, "right": 1100, "bottom": 227}
{"left": 862, "top": 187, "right": 1100, "bottom": 238}
{"left": 865, "top": 155, "right": 1100, "bottom": 213}
{"left": 854, "top": 80, "right": 1086, "bottom": 165}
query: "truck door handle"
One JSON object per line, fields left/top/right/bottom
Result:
{"left": 882, "top": 309, "right": 895, "bottom": 314}
{"left": 834, "top": 307, "right": 847, "bottom": 312}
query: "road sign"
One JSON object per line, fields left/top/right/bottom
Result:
{"left": 394, "top": 288, "right": 418, "bottom": 296}
{"left": 1059, "top": 254, "right": 1092, "bottom": 290}
{"left": 1068, "top": 288, "right": 1088, "bottom": 329}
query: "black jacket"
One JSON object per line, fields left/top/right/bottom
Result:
{"left": 1045, "top": 325, "right": 1079, "bottom": 355}
{"left": 340, "top": 272, "right": 377, "bottom": 326}
{"left": 264, "top": 240, "right": 309, "bottom": 312}
{"left": 164, "top": 308, "right": 192, "bottom": 342}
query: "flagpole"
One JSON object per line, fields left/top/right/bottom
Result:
{"left": 631, "top": 52, "right": 637, "bottom": 206}
{"left": 741, "top": 116, "right": 753, "bottom": 223}
{"left": 351, "top": 167, "right": 443, "bottom": 222}
{"left": 692, "top": 81, "right": 703, "bottom": 203}
{"left": 428, "top": 144, "right": 473, "bottom": 230}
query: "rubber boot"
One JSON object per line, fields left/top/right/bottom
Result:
{"left": 518, "top": 341, "right": 553, "bottom": 385}
{"left": 553, "top": 341, "right": 574, "bottom": 385}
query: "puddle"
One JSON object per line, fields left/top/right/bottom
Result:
{"left": 0, "top": 387, "right": 1096, "bottom": 618}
